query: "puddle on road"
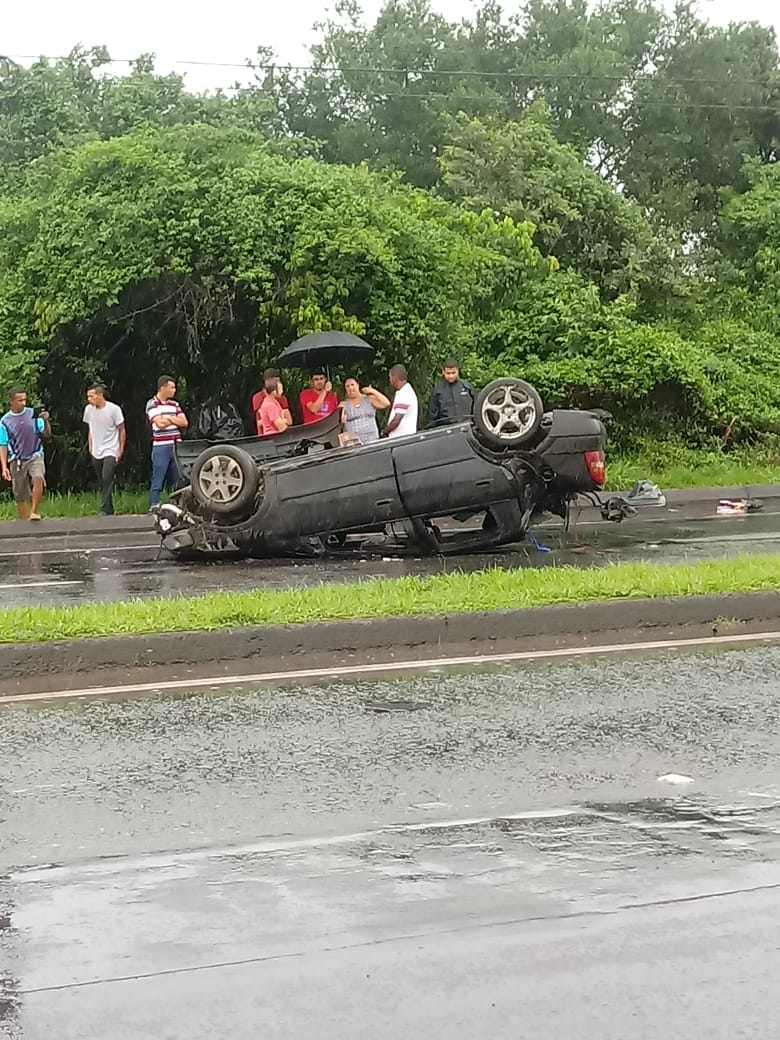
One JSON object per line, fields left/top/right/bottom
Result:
{"left": 5, "top": 790, "right": 780, "bottom": 1019}
{"left": 2, "top": 512, "right": 780, "bottom": 609}
{"left": 352, "top": 795, "right": 780, "bottom": 880}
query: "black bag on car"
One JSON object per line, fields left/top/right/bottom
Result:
{"left": 197, "top": 399, "right": 245, "bottom": 440}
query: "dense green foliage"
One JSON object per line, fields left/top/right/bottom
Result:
{"left": 0, "top": 123, "right": 546, "bottom": 480}
{"left": 1, "top": 0, "right": 780, "bottom": 488}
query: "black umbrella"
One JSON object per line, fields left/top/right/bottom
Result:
{"left": 277, "top": 331, "right": 374, "bottom": 371}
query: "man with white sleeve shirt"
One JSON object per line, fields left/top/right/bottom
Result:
{"left": 381, "top": 364, "right": 419, "bottom": 439}
{"left": 83, "top": 384, "right": 126, "bottom": 516}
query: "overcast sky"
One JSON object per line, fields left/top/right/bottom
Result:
{"left": 5, "top": 0, "right": 779, "bottom": 92}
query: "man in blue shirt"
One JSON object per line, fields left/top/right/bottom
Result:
{"left": 0, "top": 387, "right": 51, "bottom": 520}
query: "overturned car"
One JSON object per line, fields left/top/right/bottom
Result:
{"left": 153, "top": 378, "right": 634, "bottom": 558}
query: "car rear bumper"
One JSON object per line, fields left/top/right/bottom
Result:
{"left": 534, "top": 409, "right": 607, "bottom": 494}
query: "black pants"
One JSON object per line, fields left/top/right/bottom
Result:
{"left": 92, "top": 456, "right": 117, "bottom": 515}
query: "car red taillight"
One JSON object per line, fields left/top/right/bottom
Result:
{"left": 584, "top": 450, "right": 605, "bottom": 486}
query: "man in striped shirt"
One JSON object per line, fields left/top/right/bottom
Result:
{"left": 146, "top": 375, "right": 188, "bottom": 508}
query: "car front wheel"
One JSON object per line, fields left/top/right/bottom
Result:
{"left": 190, "top": 444, "right": 259, "bottom": 516}
{"left": 474, "top": 378, "right": 544, "bottom": 448}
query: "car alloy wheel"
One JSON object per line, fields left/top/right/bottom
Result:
{"left": 190, "top": 444, "right": 260, "bottom": 516}
{"left": 197, "top": 453, "right": 246, "bottom": 503}
{"left": 476, "top": 378, "right": 544, "bottom": 446}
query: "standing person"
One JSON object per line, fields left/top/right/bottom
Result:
{"left": 259, "top": 377, "right": 293, "bottom": 435}
{"left": 146, "top": 375, "right": 188, "bottom": 509}
{"left": 252, "top": 368, "right": 290, "bottom": 435}
{"left": 83, "top": 384, "right": 126, "bottom": 516}
{"left": 381, "top": 365, "right": 419, "bottom": 439}
{"left": 299, "top": 370, "right": 338, "bottom": 425}
{"left": 0, "top": 388, "right": 50, "bottom": 521}
{"left": 426, "top": 358, "right": 475, "bottom": 427}
{"left": 340, "top": 377, "right": 390, "bottom": 444}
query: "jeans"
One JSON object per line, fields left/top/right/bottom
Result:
{"left": 149, "top": 444, "right": 181, "bottom": 507}
{"left": 92, "top": 456, "right": 117, "bottom": 515}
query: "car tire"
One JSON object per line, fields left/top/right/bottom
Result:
{"left": 474, "top": 378, "right": 544, "bottom": 448}
{"left": 190, "top": 445, "right": 259, "bottom": 516}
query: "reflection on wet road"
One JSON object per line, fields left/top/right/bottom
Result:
{"left": 2, "top": 644, "right": 780, "bottom": 1037}
{"left": 2, "top": 511, "right": 780, "bottom": 606}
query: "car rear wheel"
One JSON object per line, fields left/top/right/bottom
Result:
{"left": 190, "top": 445, "right": 259, "bottom": 516}
{"left": 474, "top": 378, "right": 543, "bottom": 448}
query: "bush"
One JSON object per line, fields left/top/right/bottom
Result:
{"left": 462, "top": 278, "right": 780, "bottom": 453}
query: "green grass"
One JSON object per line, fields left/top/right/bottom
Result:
{"left": 2, "top": 555, "right": 779, "bottom": 644}
{"left": 605, "top": 445, "right": 780, "bottom": 491}
{"left": 0, "top": 488, "right": 151, "bottom": 520}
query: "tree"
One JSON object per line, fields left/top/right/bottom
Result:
{"left": 0, "top": 48, "right": 279, "bottom": 191}
{"left": 515, "top": 0, "right": 664, "bottom": 171}
{"left": 263, "top": 0, "right": 666, "bottom": 186}
{"left": 438, "top": 103, "right": 671, "bottom": 301}
{"left": 262, "top": 1, "right": 780, "bottom": 234}
{"left": 0, "top": 123, "right": 548, "bottom": 485}
{"left": 620, "top": 9, "right": 780, "bottom": 234}
{"left": 266, "top": 0, "right": 525, "bottom": 187}
{"left": 718, "top": 158, "right": 780, "bottom": 309}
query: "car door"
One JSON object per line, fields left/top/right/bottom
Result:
{"left": 390, "top": 425, "right": 518, "bottom": 518}
{"left": 266, "top": 441, "right": 405, "bottom": 537}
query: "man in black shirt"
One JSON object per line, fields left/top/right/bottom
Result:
{"left": 425, "top": 358, "right": 475, "bottom": 427}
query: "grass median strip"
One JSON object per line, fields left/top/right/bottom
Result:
{"left": 2, "top": 555, "right": 780, "bottom": 644}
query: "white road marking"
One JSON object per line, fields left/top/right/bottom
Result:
{"left": 4, "top": 628, "right": 780, "bottom": 705}
{"left": 0, "top": 580, "right": 83, "bottom": 590}
{"left": 657, "top": 774, "right": 696, "bottom": 785}
{"left": 0, "top": 543, "right": 153, "bottom": 558}
{"left": 16, "top": 806, "right": 589, "bottom": 881}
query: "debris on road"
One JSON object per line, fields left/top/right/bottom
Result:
{"left": 626, "top": 479, "right": 667, "bottom": 507}
{"left": 717, "top": 498, "right": 764, "bottom": 516}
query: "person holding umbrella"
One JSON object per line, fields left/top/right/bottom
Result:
{"left": 276, "top": 331, "right": 376, "bottom": 429}
{"left": 299, "top": 370, "right": 338, "bottom": 426}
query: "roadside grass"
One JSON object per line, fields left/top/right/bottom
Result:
{"left": 605, "top": 446, "right": 780, "bottom": 491}
{"left": 0, "top": 488, "right": 151, "bottom": 521}
{"left": 2, "top": 555, "right": 779, "bottom": 644}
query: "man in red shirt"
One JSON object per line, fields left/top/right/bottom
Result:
{"left": 259, "top": 378, "right": 293, "bottom": 436}
{"left": 252, "top": 368, "right": 291, "bottom": 435}
{"left": 299, "top": 370, "right": 338, "bottom": 425}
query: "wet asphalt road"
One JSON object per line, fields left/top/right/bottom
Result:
{"left": 2, "top": 644, "right": 780, "bottom": 1037}
{"left": 2, "top": 510, "right": 780, "bottom": 606}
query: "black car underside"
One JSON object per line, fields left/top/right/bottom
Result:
{"left": 153, "top": 380, "right": 636, "bottom": 560}
{"left": 155, "top": 450, "right": 632, "bottom": 561}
